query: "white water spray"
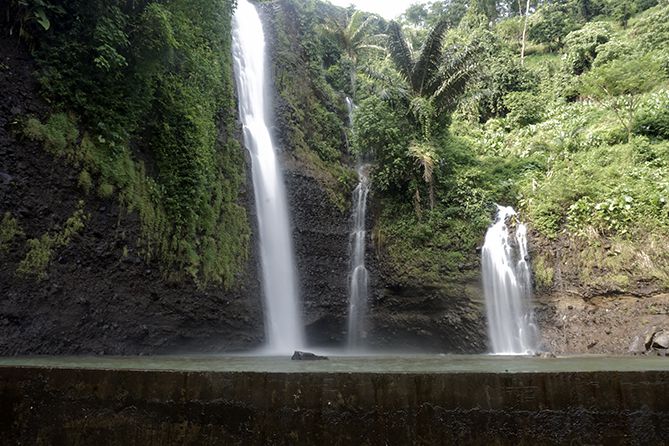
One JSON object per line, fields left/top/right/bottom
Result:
{"left": 482, "top": 206, "right": 538, "bottom": 354}
{"left": 232, "top": 0, "right": 304, "bottom": 353}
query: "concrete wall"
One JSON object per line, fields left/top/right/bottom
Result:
{"left": 1, "top": 366, "right": 668, "bottom": 445}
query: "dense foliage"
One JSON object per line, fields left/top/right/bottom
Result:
{"left": 3, "top": 0, "right": 248, "bottom": 286}
{"left": 4, "top": 0, "right": 669, "bottom": 295}
{"left": 266, "top": 0, "right": 357, "bottom": 210}
{"left": 345, "top": 0, "right": 669, "bottom": 291}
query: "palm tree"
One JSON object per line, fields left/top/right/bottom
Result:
{"left": 386, "top": 17, "right": 480, "bottom": 117}
{"left": 322, "top": 10, "right": 386, "bottom": 98}
{"left": 383, "top": 18, "right": 480, "bottom": 213}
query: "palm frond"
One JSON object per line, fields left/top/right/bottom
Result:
{"left": 349, "top": 14, "right": 378, "bottom": 46}
{"left": 359, "top": 63, "right": 410, "bottom": 102}
{"left": 430, "top": 44, "right": 481, "bottom": 112}
{"left": 386, "top": 21, "right": 414, "bottom": 81}
{"left": 409, "top": 142, "right": 438, "bottom": 184}
{"left": 411, "top": 17, "right": 449, "bottom": 95}
{"left": 358, "top": 44, "right": 387, "bottom": 54}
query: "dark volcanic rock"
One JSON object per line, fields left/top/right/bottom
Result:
{"left": 283, "top": 164, "right": 350, "bottom": 348}
{"left": 0, "top": 36, "right": 264, "bottom": 355}
{"left": 291, "top": 350, "right": 328, "bottom": 360}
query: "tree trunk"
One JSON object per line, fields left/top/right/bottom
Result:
{"left": 520, "top": 0, "right": 530, "bottom": 65}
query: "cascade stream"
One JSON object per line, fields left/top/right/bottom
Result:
{"left": 482, "top": 206, "right": 538, "bottom": 354}
{"left": 232, "top": 0, "right": 304, "bottom": 353}
{"left": 347, "top": 164, "right": 370, "bottom": 348}
{"left": 345, "top": 97, "right": 370, "bottom": 349}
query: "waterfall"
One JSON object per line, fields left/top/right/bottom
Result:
{"left": 345, "top": 97, "right": 370, "bottom": 349}
{"left": 347, "top": 164, "right": 370, "bottom": 348}
{"left": 482, "top": 205, "right": 538, "bottom": 355}
{"left": 345, "top": 96, "right": 355, "bottom": 127}
{"left": 232, "top": 0, "right": 304, "bottom": 353}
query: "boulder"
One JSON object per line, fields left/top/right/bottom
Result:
{"left": 291, "top": 350, "right": 328, "bottom": 360}
{"left": 628, "top": 335, "right": 646, "bottom": 354}
{"left": 651, "top": 331, "right": 669, "bottom": 349}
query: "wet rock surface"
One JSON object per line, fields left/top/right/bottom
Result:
{"left": 283, "top": 164, "right": 351, "bottom": 347}
{"left": 0, "top": 37, "right": 264, "bottom": 355}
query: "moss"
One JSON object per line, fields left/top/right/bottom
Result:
{"left": 19, "top": 0, "right": 248, "bottom": 288}
{"left": 22, "top": 113, "right": 79, "bottom": 156}
{"left": 269, "top": 0, "right": 352, "bottom": 210}
{"left": 78, "top": 169, "right": 93, "bottom": 194}
{"left": 97, "top": 182, "right": 115, "bottom": 198}
{"left": 17, "top": 203, "right": 88, "bottom": 280}
{"left": 23, "top": 117, "right": 45, "bottom": 141}
{"left": 532, "top": 255, "right": 554, "bottom": 289}
{"left": 0, "top": 213, "right": 24, "bottom": 254}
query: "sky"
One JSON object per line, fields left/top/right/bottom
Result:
{"left": 325, "top": 0, "right": 424, "bottom": 20}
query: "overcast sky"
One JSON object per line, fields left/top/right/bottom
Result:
{"left": 325, "top": 0, "right": 425, "bottom": 20}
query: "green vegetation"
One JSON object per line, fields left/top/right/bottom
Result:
{"left": 5, "top": 0, "right": 248, "bottom": 287}
{"left": 337, "top": 0, "right": 669, "bottom": 290}
{"left": 4, "top": 0, "right": 669, "bottom": 295}
{"left": 17, "top": 203, "right": 87, "bottom": 280}
{"left": 0, "top": 213, "right": 24, "bottom": 254}
{"left": 267, "top": 0, "right": 358, "bottom": 209}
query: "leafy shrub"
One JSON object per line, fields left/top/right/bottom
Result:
{"left": 593, "top": 39, "right": 633, "bottom": 67}
{"left": 629, "top": 3, "right": 669, "bottom": 51}
{"left": 633, "top": 90, "right": 669, "bottom": 139}
{"left": 528, "top": 3, "right": 577, "bottom": 51}
{"left": 563, "top": 21, "right": 612, "bottom": 74}
{"left": 468, "top": 55, "right": 539, "bottom": 122}
{"left": 504, "top": 91, "right": 544, "bottom": 126}
{"left": 353, "top": 95, "right": 415, "bottom": 194}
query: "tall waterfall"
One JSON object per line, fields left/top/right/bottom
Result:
{"left": 482, "top": 205, "right": 538, "bottom": 354}
{"left": 347, "top": 164, "right": 370, "bottom": 348}
{"left": 232, "top": 0, "right": 304, "bottom": 353}
{"left": 345, "top": 97, "right": 370, "bottom": 349}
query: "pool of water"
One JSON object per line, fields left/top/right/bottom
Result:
{"left": 0, "top": 354, "right": 666, "bottom": 373}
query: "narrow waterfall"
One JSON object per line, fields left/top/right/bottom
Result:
{"left": 347, "top": 165, "right": 370, "bottom": 348}
{"left": 482, "top": 206, "right": 538, "bottom": 354}
{"left": 345, "top": 97, "right": 370, "bottom": 349}
{"left": 345, "top": 96, "right": 355, "bottom": 127}
{"left": 232, "top": 0, "right": 304, "bottom": 353}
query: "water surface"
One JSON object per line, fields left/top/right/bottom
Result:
{"left": 0, "top": 354, "right": 665, "bottom": 373}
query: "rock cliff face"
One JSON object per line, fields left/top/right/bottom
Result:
{"left": 0, "top": 36, "right": 264, "bottom": 355}
{"left": 283, "top": 162, "right": 351, "bottom": 347}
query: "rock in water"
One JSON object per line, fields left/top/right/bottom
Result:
{"left": 652, "top": 331, "right": 669, "bottom": 349}
{"left": 291, "top": 350, "right": 328, "bottom": 360}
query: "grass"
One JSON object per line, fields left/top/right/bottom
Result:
{"left": 16, "top": 203, "right": 87, "bottom": 280}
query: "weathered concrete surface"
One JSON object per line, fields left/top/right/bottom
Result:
{"left": 1, "top": 366, "right": 668, "bottom": 445}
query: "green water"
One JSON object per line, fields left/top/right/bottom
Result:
{"left": 0, "top": 354, "right": 666, "bottom": 373}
